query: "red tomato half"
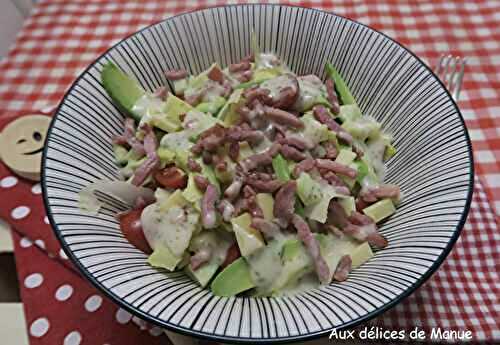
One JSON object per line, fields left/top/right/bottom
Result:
{"left": 154, "top": 167, "right": 187, "bottom": 189}
{"left": 118, "top": 208, "right": 152, "bottom": 254}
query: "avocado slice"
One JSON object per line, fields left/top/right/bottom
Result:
{"left": 218, "top": 88, "right": 244, "bottom": 126}
{"left": 335, "top": 148, "right": 357, "bottom": 166}
{"left": 255, "top": 193, "right": 274, "bottom": 221}
{"left": 173, "top": 78, "right": 188, "bottom": 96}
{"left": 318, "top": 233, "right": 374, "bottom": 281}
{"left": 341, "top": 119, "right": 381, "bottom": 141}
{"left": 272, "top": 154, "right": 290, "bottom": 182}
{"left": 156, "top": 147, "right": 176, "bottom": 165}
{"left": 384, "top": 143, "right": 397, "bottom": 161}
{"left": 296, "top": 172, "right": 323, "bottom": 206}
{"left": 238, "top": 141, "right": 254, "bottom": 159}
{"left": 253, "top": 68, "right": 282, "bottom": 83}
{"left": 325, "top": 62, "right": 356, "bottom": 106}
{"left": 214, "top": 157, "right": 236, "bottom": 185}
{"left": 148, "top": 244, "right": 182, "bottom": 271}
{"left": 354, "top": 159, "right": 369, "bottom": 183}
{"left": 304, "top": 183, "right": 348, "bottom": 223}
{"left": 183, "top": 110, "right": 221, "bottom": 140}
{"left": 182, "top": 173, "right": 204, "bottom": 204}
{"left": 333, "top": 149, "right": 358, "bottom": 189}
{"left": 112, "top": 144, "right": 129, "bottom": 165}
{"left": 338, "top": 104, "right": 362, "bottom": 123}
{"left": 195, "top": 96, "right": 227, "bottom": 115}
{"left": 338, "top": 196, "right": 356, "bottom": 216}
{"left": 231, "top": 213, "right": 265, "bottom": 257}
{"left": 362, "top": 198, "right": 396, "bottom": 223}
{"left": 186, "top": 262, "right": 219, "bottom": 288}
{"left": 200, "top": 161, "right": 220, "bottom": 194}
{"left": 281, "top": 239, "right": 303, "bottom": 262}
{"left": 272, "top": 239, "right": 312, "bottom": 292}
{"left": 160, "top": 94, "right": 194, "bottom": 132}
{"left": 211, "top": 257, "right": 255, "bottom": 296}
{"left": 158, "top": 189, "right": 188, "bottom": 212}
{"left": 101, "top": 62, "right": 145, "bottom": 121}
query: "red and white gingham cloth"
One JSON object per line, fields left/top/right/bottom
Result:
{"left": 0, "top": 1, "right": 498, "bottom": 344}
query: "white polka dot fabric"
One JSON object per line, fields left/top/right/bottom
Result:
{"left": 12, "top": 230, "right": 166, "bottom": 345}
{"left": 11, "top": 206, "right": 30, "bottom": 220}
{"left": 30, "top": 317, "right": 50, "bottom": 338}
{"left": 55, "top": 284, "right": 74, "bottom": 302}
{"left": 24, "top": 273, "right": 44, "bottom": 289}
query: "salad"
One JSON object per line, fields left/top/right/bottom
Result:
{"left": 80, "top": 43, "right": 400, "bottom": 297}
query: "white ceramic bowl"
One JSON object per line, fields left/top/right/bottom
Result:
{"left": 42, "top": 4, "right": 473, "bottom": 343}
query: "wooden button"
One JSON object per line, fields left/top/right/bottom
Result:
{"left": 0, "top": 115, "right": 51, "bottom": 181}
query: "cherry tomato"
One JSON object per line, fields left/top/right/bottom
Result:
{"left": 154, "top": 166, "right": 187, "bottom": 189}
{"left": 118, "top": 208, "right": 152, "bottom": 254}
{"left": 221, "top": 242, "right": 241, "bottom": 268}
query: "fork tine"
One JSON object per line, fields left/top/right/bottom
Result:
{"left": 453, "top": 57, "right": 466, "bottom": 100}
{"left": 446, "top": 56, "right": 460, "bottom": 93}
{"left": 435, "top": 54, "right": 445, "bottom": 78}
{"left": 447, "top": 56, "right": 458, "bottom": 92}
{"left": 434, "top": 55, "right": 466, "bottom": 101}
{"left": 436, "top": 54, "right": 451, "bottom": 84}
{"left": 443, "top": 54, "right": 453, "bottom": 87}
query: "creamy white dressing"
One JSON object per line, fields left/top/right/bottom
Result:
{"left": 160, "top": 130, "right": 192, "bottom": 151}
{"left": 304, "top": 182, "right": 349, "bottom": 223}
{"left": 119, "top": 158, "right": 145, "bottom": 179}
{"left": 277, "top": 272, "right": 318, "bottom": 296}
{"left": 189, "top": 230, "right": 232, "bottom": 265}
{"left": 320, "top": 235, "right": 362, "bottom": 281}
{"left": 212, "top": 241, "right": 232, "bottom": 265}
{"left": 222, "top": 67, "right": 241, "bottom": 85}
{"left": 154, "top": 188, "right": 171, "bottom": 203}
{"left": 141, "top": 204, "right": 198, "bottom": 257}
{"left": 365, "top": 137, "right": 387, "bottom": 181}
{"left": 203, "top": 80, "right": 226, "bottom": 102}
{"left": 247, "top": 240, "right": 284, "bottom": 293}
{"left": 285, "top": 130, "right": 315, "bottom": 149}
{"left": 260, "top": 74, "right": 293, "bottom": 99}
{"left": 342, "top": 116, "right": 381, "bottom": 142}
{"left": 292, "top": 75, "right": 327, "bottom": 112}
{"left": 300, "top": 114, "right": 329, "bottom": 145}
{"left": 183, "top": 109, "right": 219, "bottom": 138}
{"left": 132, "top": 94, "right": 164, "bottom": 127}
{"left": 183, "top": 64, "right": 231, "bottom": 104}
{"left": 257, "top": 53, "right": 282, "bottom": 69}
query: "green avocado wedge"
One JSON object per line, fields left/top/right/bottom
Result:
{"left": 211, "top": 257, "right": 255, "bottom": 297}
{"left": 325, "top": 62, "right": 356, "bottom": 106}
{"left": 102, "top": 62, "right": 146, "bottom": 121}
{"left": 186, "top": 262, "right": 220, "bottom": 288}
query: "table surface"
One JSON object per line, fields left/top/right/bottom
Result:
{"left": 0, "top": 1, "right": 499, "bottom": 344}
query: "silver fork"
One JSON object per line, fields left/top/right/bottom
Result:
{"left": 434, "top": 55, "right": 466, "bottom": 101}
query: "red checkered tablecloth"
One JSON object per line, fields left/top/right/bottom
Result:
{"left": 0, "top": 1, "right": 499, "bottom": 344}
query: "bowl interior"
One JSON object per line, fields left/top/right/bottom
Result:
{"left": 42, "top": 4, "right": 473, "bottom": 343}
